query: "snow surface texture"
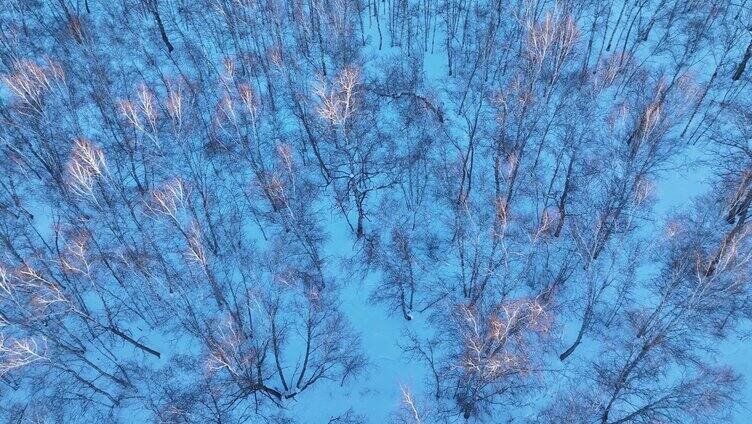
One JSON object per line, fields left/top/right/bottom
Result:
{"left": 0, "top": 1, "right": 751, "bottom": 423}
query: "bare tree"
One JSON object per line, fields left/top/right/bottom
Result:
{"left": 2, "top": 0, "right": 752, "bottom": 423}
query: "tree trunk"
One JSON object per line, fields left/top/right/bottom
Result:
{"left": 732, "top": 40, "right": 752, "bottom": 81}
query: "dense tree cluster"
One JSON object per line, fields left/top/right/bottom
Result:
{"left": 1, "top": 0, "right": 751, "bottom": 422}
